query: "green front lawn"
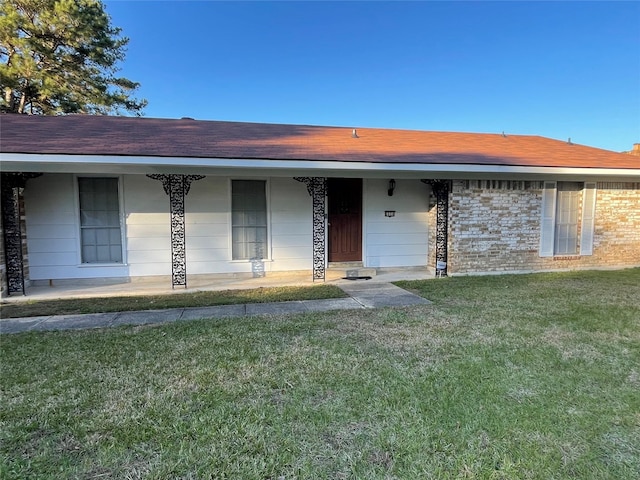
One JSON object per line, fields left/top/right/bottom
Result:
{"left": 1, "top": 269, "right": 639, "bottom": 479}
{"left": 0, "top": 284, "right": 347, "bottom": 319}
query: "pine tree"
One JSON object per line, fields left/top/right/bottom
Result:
{"left": 0, "top": 0, "right": 146, "bottom": 115}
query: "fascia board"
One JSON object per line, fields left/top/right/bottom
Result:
{"left": 1, "top": 153, "right": 640, "bottom": 181}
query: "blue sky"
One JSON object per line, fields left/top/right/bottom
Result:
{"left": 104, "top": 1, "right": 639, "bottom": 153}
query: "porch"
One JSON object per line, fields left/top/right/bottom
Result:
{"left": 1, "top": 173, "right": 446, "bottom": 298}
{"left": 1, "top": 267, "right": 433, "bottom": 303}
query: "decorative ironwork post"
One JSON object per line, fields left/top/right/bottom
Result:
{"left": 294, "top": 177, "right": 327, "bottom": 281}
{"left": 1, "top": 173, "right": 42, "bottom": 295}
{"left": 147, "top": 174, "right": 205, "bottom": 288}
{"left": 422, "top": 179, "right": 450, "bottom": 277}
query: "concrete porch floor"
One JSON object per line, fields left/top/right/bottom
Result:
{"left": 2, "top": 267, "right": 435, "bottom": 302}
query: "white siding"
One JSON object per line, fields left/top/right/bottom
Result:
{"left": 24, "top": 175, "right": 428, "bottom": 281}
{"left": 363, "top": 179, "right": 429, "bottom": 267}
{"left": 25, "top": 174, "right": 314, "bottom": 280}
{"left": 183, "top": 176, "right": 232, "bottom": 274}
{"left": 269, "top": 178, "right": 312, "bottom": 271}
{"left": 124, "top": 175, "right": 170, "bottom": 276}
{"left": 182, "top": 177, "right": 311, "bottom": 274}
{"left": 24, "top": 174, "right": 129, "bottom": 280}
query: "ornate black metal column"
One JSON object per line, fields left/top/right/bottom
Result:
{"left": 147, "top": 174, "right": 205, "bottom": 288}
{"left": 422, "top": 179, "right": 450, "bottom": 277}
{"left": 1, "top": 172, "right": 42, "bottom": 295}
{"left": 294, "top": 177, "right": 327, "bottom": 281}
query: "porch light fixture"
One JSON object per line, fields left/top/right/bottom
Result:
{"left": 388, "top": 179, "right": 396, "bottom": 196}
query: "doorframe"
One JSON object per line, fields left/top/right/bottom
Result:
{"left": 361, "top": 178, "right": 368, "bottom": 268}
{"left": 327, "top": 177, "right": 365, "bottom": 264}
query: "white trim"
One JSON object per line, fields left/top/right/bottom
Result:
{"left": 118, "top": 174, "right": 127, "bottom": 266}
{"left": 580, "top": 182, "right": 597, "bottom": 256}
{"left": 3, "top": 153, "right": 640, "bottom": 180}
{"left": 266, "top": 178, "right": 273, "bottom": 261}
{"left": 539, "top": 181, "right": 557, "bottom": 257}
{"left": 540, "top": 181, "right": 597, "bottom": 258}
{"left": 74, "top": 174, "right": 127, "bottom": 266}
{"left": 72, "top": 174, "right": 82, "bottom": 265}
{"left": 225, "top": 178, "right": 232, "bottom": 261}
{"left": 229, "top": 177, "right": 271, "bottom": 262}
{"left": 361, "top": 178, "right": 368, "bottom": 268}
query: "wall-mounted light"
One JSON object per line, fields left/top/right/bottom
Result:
{"left": 384, "top": 210, "right": 396, "bottom": 217}
{"left": 388, "top": 179, "right": 396, "bottom": 196}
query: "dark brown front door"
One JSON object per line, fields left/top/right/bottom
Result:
{"left": 328, "top": 178, "right": 362, "bottom": 262}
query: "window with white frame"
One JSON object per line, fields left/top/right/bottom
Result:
{"left": 78, "top": 177, "right": 123, "bottom": 263}
{"left": 554, "top": 182, "right": 582, "bottom": 254}
{"left": 540, "top": 181, "right": 596, "bottom": 257}
{"left": 231, "top": 180, "right": 267, "bottom": 260}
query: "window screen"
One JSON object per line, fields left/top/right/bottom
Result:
{"left": 554, "top": 182, "right": 582, "bottom": 255}
{"left": 232, "top": 180, "right": 267, "bottom": 260}
{"left": 78, "top": 177, "right": 122, "bottom": 263}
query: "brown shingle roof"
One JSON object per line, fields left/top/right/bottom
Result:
{"left": 1, "top": 114, "right": 637, "bottom": 169}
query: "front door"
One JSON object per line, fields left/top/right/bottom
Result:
{"left": 328, "top": 178, "right": 362, "bottom": 262}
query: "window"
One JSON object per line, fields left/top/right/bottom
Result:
{"left": 554, "top": 182, "right": 582, "bottom": 254}
{"left": 540, "top": 181, "right": 596, "bottom": 257}
{"left": 231, "top": 180, "right": 267, "bottom": 260}
{"left": 78, "top": 177, "right": 123, "bottom": 263}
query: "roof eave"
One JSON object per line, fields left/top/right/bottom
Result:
{"left": 1, "top": 153, "right": 639, "bottom": 181}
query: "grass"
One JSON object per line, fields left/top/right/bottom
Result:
{"left": 0, "top": 284, "right": 347, "bottom": 319}
{"left": 1, "top": 268, "right": 639, "bottom": 479}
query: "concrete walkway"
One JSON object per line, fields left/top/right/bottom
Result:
{"left": 0, "top": 281, "right": 430, "bottom": 334}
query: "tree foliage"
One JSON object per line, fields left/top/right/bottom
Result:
{"left": 0, "top": 0, "right": 146, "bottom": 115}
